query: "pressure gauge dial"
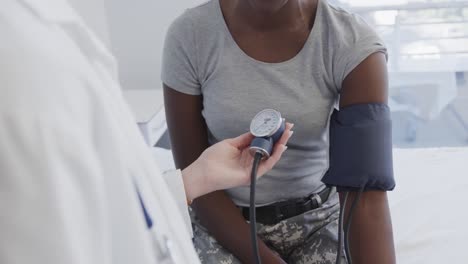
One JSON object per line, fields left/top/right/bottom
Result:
{"left": 250, "top": 109, "right": 283, "bottom": 138}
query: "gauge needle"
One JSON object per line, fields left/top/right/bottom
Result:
{"left": 254, "top": 120, "right": 269, "bottom": 132}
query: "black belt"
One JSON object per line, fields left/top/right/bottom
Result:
{"left": 241, "top": 187, "right": 331, "bottom": 225}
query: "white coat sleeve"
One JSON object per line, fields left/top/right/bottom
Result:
{"left": 161, "top": 170, "right": 193, "bottom": 237}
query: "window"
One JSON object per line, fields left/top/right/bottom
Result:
{"left": 333, "top": 0, "right": 468, "bottom": 147}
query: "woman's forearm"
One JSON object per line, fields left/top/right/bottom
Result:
{"left": 340, "top": 191, "right": 396, "bottom": 264}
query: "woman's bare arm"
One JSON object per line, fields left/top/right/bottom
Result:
{"left": 339, "top": 52, "right": 396, "bottom": 264}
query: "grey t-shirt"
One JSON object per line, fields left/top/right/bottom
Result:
{"left": 162, "top": 0, "right": 387, "bottom": 206}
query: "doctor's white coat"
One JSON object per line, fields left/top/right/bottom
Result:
{"left": 0, "top": 0, "right": 200, "bottom": 263}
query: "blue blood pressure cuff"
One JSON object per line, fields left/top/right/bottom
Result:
{"left": 322, "top": 103, "right": 395, "bottom": 192}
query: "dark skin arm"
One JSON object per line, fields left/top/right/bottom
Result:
{"left": 339, "top": 52, "right": 396, "bottom": 264}
{"left": 164, "top": 85, "right": 286, "bottom": 264}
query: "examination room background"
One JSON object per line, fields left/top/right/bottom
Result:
{"left": 70, "top": 0, "right": 468, "bottom": 263}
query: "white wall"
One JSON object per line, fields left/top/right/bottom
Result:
{"left": 67, "top": 0, "right": 206, "bottom": 90}
{"left": 105, "top": 0, "right": 206, "bottom": 90}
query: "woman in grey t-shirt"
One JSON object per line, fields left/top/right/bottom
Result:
{"left": 162, "top": 0, "right": 395, "bottom": 263}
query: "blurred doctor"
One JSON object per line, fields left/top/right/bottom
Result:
{"left": 0, "top": 1, "right": 292, "bottom": 264}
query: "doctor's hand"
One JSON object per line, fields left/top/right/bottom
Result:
{"left": 182, "top": 123, "right": 294, "bottom": 202}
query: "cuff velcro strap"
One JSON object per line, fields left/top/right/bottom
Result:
{"left": 322, "top": 103, "right": 395, "bottom": 192}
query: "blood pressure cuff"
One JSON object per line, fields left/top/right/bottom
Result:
{"left": 322, "top": 103, "right": 395, "bottom": 192}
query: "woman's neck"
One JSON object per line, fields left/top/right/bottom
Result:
{"left": 224, "top": 0, "right": 315, "bottom": 32}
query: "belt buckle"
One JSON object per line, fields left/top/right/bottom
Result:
{"left": 310, "top": 193, "right": 323, "bottom": 208}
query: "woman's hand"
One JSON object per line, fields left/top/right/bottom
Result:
{"left": 182, "top": 123, "right": 294, "bottom": 201}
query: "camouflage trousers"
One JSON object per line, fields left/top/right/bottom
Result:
{"left": 190, "top": 189, "right": 347, "bottom": 264}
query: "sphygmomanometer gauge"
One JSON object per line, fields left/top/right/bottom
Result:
{"left": 249, "top": 109, "right": 285, "bottom": 159}
{"left": 249, "top": 109, "right": 283, "bottom": 139}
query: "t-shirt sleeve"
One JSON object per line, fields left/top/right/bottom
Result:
{"left": 333, "top": 15, "right": 388, "bottom": 92}
{"left": 161, "top": 14, "right": 201, "bottom": 95}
